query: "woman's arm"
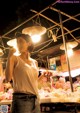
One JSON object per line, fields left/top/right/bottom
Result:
{"left": 5, "top": 48, "right": 16, "bottom": 82}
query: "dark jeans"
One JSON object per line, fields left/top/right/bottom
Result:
{"left": 11, "top": 93, "right": 41, "bottom": 113}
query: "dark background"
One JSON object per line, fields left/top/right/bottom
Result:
{"left": 0, "top": 0, "right": 80, "bottom": 68}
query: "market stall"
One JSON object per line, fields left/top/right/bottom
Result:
{"left": 0, "top": 1, "right": 80, "bottom": 113}
{"left": 0, "top": 70, "right": 80, "bottom": 113}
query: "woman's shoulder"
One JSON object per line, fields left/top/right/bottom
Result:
{"left": 8, "top": 54, "right": 18, "bottom": 65}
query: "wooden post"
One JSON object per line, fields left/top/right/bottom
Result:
{"left": 59, "top": 11, "right": 74, "bottom": 92}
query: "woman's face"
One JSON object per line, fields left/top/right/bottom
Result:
{"left": 17, "top": 37, "right": 29, "bottom": 53}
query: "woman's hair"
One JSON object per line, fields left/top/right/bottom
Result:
{"left": 15, "top": 32, "right": 32, "bottom": 42}
{"left": 15, "top": 32, "right": 34, "bottom": 52}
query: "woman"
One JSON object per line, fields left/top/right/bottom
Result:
{"left": 5, "top": 33, "right": 40, "bottom": 113}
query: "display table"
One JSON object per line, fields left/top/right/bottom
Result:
{"left": 0, "top": 99, "right": 80, "bottom": 113}
{"left": 39, "top": 96, "right": 80, "bottom": 113}
{"left": 40, "top": 102, "right": 80, "bottom": 113}
{"left": 0, "top": 100, "right": 12, "bottom": 105}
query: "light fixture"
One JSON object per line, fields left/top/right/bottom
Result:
{"left": 7, "top": 39, "right": 21, "bottom": 56}
{"left": 7, "top": 38, "right": 17, "bottom": 47}
{"left": 60, "top": 41, "right": 78, "bottom": 57}
{"left": 22, "top": 26, "right": 46, "bottom": 43}
{"left": 0, "top": 48, "right": 4, "bottom": 56}
{"left": 67, "top": 48, "right": 73, "bottom": 57}
{"left": 31, "top": 35, "right": 41, "bottom": 43}
{"left": 60, "top": 41, "right": 78, "bottom": 50}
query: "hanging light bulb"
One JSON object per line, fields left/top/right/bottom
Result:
{"left": 31, "top": 35, "right": 41, "bottom": 43}
{"left": 60, "top": 41, "right": 78, "bottom": 57}
{"left": 67, "top": 48, "right": 73, "bottom": 57}
{"left": 22, "top": 26, "right": 46, "bottom": 43}
{"left": 60, "top": 41, "right": 78, "bottom": 50}
{"left": 7, "top": 39, "right": 21, "bottom": 56}
{"left": 7, "top": 38, "right": 17, "bottom": 47}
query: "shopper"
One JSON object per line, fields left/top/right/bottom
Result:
{"left": 5, "top": 33, "right": 40, "bottom": 113}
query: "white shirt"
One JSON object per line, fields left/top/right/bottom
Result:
{"left": 13, "top": 56, "right": 38, "bottom": 96}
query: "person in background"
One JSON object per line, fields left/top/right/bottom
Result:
{"left": 75, "top": 75, "right": 80, "bottom": 83}
{"left": 5, "top": 33, "right": 40, "bottom": 113}
{"left": 73, "top": 75, "right": 80, "bottom": 91}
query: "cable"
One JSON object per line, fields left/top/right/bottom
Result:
{"left": 32, "top": 39, "right": 53, "bottom": 54}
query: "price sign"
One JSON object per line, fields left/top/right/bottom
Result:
{"left": 0, "top": 105, "right": 8, "bottom": 113}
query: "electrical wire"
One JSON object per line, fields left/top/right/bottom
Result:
{"left": 32, "top": 39, "right": 53, "bottom": 54}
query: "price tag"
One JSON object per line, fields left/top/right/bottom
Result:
{"left": 0, "top": 105, "right": 8, "bottom": 113}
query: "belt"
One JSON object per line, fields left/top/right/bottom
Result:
{"left": 13, "top": 92, "right": 37, "bottom": 99}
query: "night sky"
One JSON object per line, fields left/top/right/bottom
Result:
{"left": 0, "top": 0, "right": 79, "bottom": 35}
{"left": 0, "top": 0, "right": 80, "bottom": 68}
{"left": 0, "top": 0, "right": 55, "bottom": 35}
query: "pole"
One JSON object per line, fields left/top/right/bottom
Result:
{"left": 59, "top": 11, "right": 74, "bottom": 92}
{"left": 47, "top": 56, "right": 49, "bottom": 69}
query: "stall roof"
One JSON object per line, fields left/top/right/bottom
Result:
{"left": 0, "top": 0, "right": 80, "bottom": 68}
